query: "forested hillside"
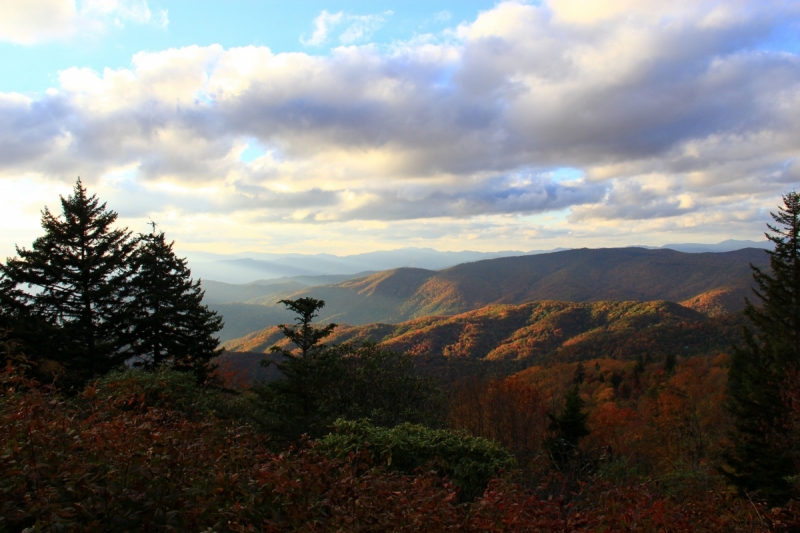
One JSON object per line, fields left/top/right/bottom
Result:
{"left": 222, "top": 300, "right": 743, "bottom": 381}
{"left": 211, "top": 247, "right": 767, "bottom": 339}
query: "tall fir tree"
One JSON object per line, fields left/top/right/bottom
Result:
{"left": 0, "top": 179, "right": 135, "bottom": 386}
{"left": 125, "top": 226, "right": 223, "bottom": 383}
{"left": 725, "top": 191, "right": 800, "bottom": 505}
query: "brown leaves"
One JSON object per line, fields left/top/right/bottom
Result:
{"left": 2, "top": 361, "right": 800, "bottom": 532}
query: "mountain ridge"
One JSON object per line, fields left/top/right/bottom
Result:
{"left": 264, "top": 247, "right": 768, "bottom": 326}
{"left": 221, "top": 300, "right": 743, "bottom": 382}
{"left": 186, "top": 240, "right": 770, "bottom": 284}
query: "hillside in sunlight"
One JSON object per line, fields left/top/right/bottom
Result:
{"left": 221, "top": 300, "right": 744, "bottom": 382}
{"left": 217, "top": 248, "right": 766, "bottom": 340}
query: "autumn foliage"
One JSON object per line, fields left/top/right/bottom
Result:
{"left": 3, "top": 359, "right": 800, "bottom": 532}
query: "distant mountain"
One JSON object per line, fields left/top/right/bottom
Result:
{"left": 248, "top": 247, "right": 768, "bottom": 326}
{"left": 208, "top": 303, "right": 295, "bottom": 343}
{"left": 659, "top": 239, "right": 771, "bottom": 253}
{"left": 201, "top": 280, "right": 308, "bottom": 306}
{"left": 213, "top": 247, "right": 768, "bottom": 342}
{"left": 182, "top": 247, "right": 567, "bottom": 284}
{"left": 201, "top": 273, "right": 375, "bottom": 305}
{"left": 183, "top": 241, "right": 769, "bottom": 285}
{"left": 221, "top": 300, "right": 742, "bottom": 380}
{"left": 201, "top": 273, "right": 376, "bottom": 341}
{"left": 679, "top": 285, "right": 755, "bottom": 317}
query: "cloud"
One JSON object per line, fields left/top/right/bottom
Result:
{"left": 434, "top": 11, "right": 452, "bottom": 23}
{"left": 1, "top": 0, "right": 799, "bottom": 255}
{"left": 300, "top": 10, "right": 343, "bottom": 46}
{"left": 81, "top": 0, "right": 167, "bottom": 28}
{"left": 301, "top": 10, "right": 391, "bottom": 46}
{"left": 0, "top": 1, "right": 77, "bottom": 44}
{"left": 0, "top": 0, "right": 167, "bottom": 44}
{"left": 337, "top": 173, "right": 607, "bottom": 221}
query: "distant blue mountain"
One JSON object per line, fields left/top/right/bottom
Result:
{"left": 658, "top": 239, "right": 771, "bottom": 253}
{"left": 181, "top": 241, "right": 769, "bottom": 284}
{"left": 182, "top": 247, "right": 568, "bottom": 284}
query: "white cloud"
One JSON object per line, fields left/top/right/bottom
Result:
{"left": 82, "top": 0, "right": 169, "bottom": 29}
{"left": 0, "top": 0, "right": 77, "bottom": 44}
{"left": 300, "top": 10, "right": 343, "bottom": 46}
{"left": 434, "top": 11, "right": 452, "bottom": 23}
{"left": 1, "top": 0, "right": 798, "bottom": 255}
{"left": 0, "top": 0, "right": 167, "bottom": 44}
{"left": 301, "top": 9, "right": 391, "bottom": 46}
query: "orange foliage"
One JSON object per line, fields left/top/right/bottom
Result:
{"left": 2, "top": 360, "right": 800, "bottom": 532}
{"left": 450, "top": 376, "right": 549, "bottom": 465}
{"left": 459, "top": 355, "right": 733, "bottom": 481}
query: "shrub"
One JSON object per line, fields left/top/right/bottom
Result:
{"left": 90, "top": 367, "right": 223, "bottom": 418}
{"left": 316, "top": 418, "right": 517, "bottom": 500}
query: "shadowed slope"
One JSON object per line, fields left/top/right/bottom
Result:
{"left": 279, "top": 268, "right": 438, "bottom": 325}
{"left": 405, "top": 248, "right": 767, "bottom": 315}
{"left": 274, "top": 248, "right": 767, "bottom": 326}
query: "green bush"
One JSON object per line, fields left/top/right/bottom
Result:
{"left": 91, "top": 367, "right": 223, "bottom": 418}
{"left": 317, "top": 418, "right": 517, "bottom": 500}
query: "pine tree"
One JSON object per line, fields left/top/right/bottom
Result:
{"left": 548, "top": 386, "right": 590, "bottom": 447}
{"left": 725, "top": 191, "right": 800, "bottom": 505}
{"left": 125, "top": 226, "right": 223, "bottom": 382}
{"left": 0, "top": 179, "right": 135, "bottom": 385}
{"left": 572, "top": 362, "right": 586, "bottom": 384}
{"left": 0, "top": 273, "right": 65, "bottom": 381}
{"left": 270, "top": 297, "right": 337, "bottom": 359}
{"left": 664, "top": 353, "right": 677, "bottom": 374}
{"left": 547, "top": 386, "right": 589, "bottom": 466}
{"left": 251, "top": 298, "right": 443, "bottom": 445}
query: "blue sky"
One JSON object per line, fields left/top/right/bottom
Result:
{"left": 1, "top": 0, "right": 798, "bottom": 258}
{"left": 0, "top": 1, "right": 496, "bottom": 93}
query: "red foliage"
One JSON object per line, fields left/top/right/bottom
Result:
{"left": 450, "top": 375, "right": 549, "bottom": 466}
{"left": 3, "top": 360, "right": 800, "bottom": 532}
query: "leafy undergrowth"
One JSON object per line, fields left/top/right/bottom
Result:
{"left": 2, "top": 361, "right": 799, "bottom": 532}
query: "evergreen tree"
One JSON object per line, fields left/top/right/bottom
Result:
{"left": 548, "top": 386, "right": 590, "bottom": 448}
{"left": 253, "top": 297, "right": 341, "bottom": 442}
{"left": 664, "top": 353, "right": 677, "bottom": 374}
{"left": 0, "top": 179, "right": 135, "bottom": 385}
{"left": 0, "top": 273, "right": 65, "bottom": 381}
{"left": 725, "top": 191, "right": 800, "bottom": 505}
{"left": 270, "top": 297, "right": 337, "bottom": 359}
{"left": 610, "top": 371, "right": 623, "bottom": 390}
{"left": 251, "top": 298, "right": 443, "bottom": 445}
{"left": 547, "top": 386, "right": 590, "bottom": 466}
{"left": 125, "top": 226, "right": 223, "bottom": 382}
{"left": 572, "top": 362, "right": 586, "bottom": 384}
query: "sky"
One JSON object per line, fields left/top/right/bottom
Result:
{"left": 1, "top": 0, "right": 799, "bottom": 258}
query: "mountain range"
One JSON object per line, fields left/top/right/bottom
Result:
{"left": 184, "top": 240, "right": 769, "bottom": 285}
{"left": 212, "top": 246, "right": 769, "bottom": 342}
